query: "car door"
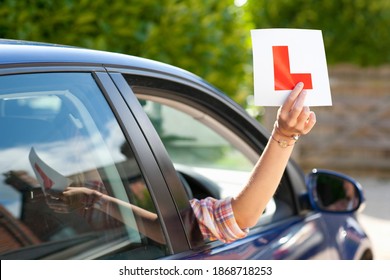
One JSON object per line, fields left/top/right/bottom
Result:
{"left": 109, "top": 71, "right": 334, "bottom": 259}
{"left": 0, "top": 68, "right": 191, "bottom": 259}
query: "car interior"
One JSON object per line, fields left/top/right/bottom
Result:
{"left": 135, "top": 89, "right": 295, "bottom": 228}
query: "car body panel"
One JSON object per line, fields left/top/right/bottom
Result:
{"left": 0, "top": 39, "right": 373, "bottom": 260}
{"left": 165, "top": 215, "right": 332, "bottom": 260}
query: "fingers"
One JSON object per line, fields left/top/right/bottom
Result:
{"left": 297, "top": 106, "right": 310, "bottom": 124}
{"left": 276, "top": 82, "right": 316, "bottom": 136}
{"left": 303, "top": 110, "right": 316, "bottom": 134}
{"left": 63, "top": 186, "right": 87, "bottom": 193}
{"left": 280, "top": 82, "right": 304, "bottom": 114}
{"left": 289, "top": 90, "right": 307, "bottom": 120}
{"left": 278, "top": 82, "right": 305, "bottom": 125}
{"left": 62, "top": 187, "right": 74, "bottom": 196}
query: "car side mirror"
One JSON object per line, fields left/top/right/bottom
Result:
{"left": 306, "top": 169, "right": 365, "bottom": 213}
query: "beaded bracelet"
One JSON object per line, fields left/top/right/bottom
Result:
{"left": 274, "top": 126, "right": 300, "bottom": 141}
{"left": 271, "top": 135, "right": 295, "bottom": 148}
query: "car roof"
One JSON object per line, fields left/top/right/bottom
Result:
{"left": 0, "top": 38, "right": 261, "bottom": 121}
{"left": 0, "top": 39, "right": 204, "bottom": 84}
{"left": 0, "top": 38, "right": 253, "bottom": 130}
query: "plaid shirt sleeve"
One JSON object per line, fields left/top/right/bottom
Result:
{"left": 190, "top": 197, "right": 249, "bottom": 243}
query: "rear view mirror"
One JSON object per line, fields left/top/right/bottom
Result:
{"left": 306, "top": 169, "right": 364, "bottom": 213}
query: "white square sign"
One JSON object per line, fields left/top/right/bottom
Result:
{"left": 251, "top": 28, "right": 332, "bottom": 106}
{"left": 29, "top": 147, "right": 71, "bottom": 193}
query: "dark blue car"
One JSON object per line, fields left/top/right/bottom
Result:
{"left": 0, "top": 39, "right": 373, "bottom": 260}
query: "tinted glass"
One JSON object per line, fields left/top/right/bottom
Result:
{"left": 135, "top": 91, "right": 294, "bottom": 227}
{"left": 0, "top": 73, "right": 167, "bottom": 259}
{"left": 140, "top": 99, "right": 253, "bottom": 199}
{"left": 311, "top": 173, "right": 361, "bottom": 212}
{"left": 144, "top": 101, "right": 253, "bottom": 170}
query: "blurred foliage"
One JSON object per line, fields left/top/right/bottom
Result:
{"left": 0, "top": 0, "right": 253, "bottom": 106}
{"left": 0, "top": 0, "right": 390, "bottom": 108}
{"left": 245, "top": 0, "right": 390, "bottom": 66}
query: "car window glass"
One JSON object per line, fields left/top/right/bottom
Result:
{"left": 0, "top": 73, "right": 168, "bottom": 259}
{"left": 136, "top": 92, "right": 294, "bottom": 228}
{"left": 140, "top": 97, "right": 253, "bottom": 199}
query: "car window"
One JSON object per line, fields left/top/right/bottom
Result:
{"left": 129, "top": 80, "right": 295, "bottom": 231}
{"left": 139, "top": 97, "right": 254, "bottom": 199}
{"left": 0, "top": 73, "right": 168, "bottom": 259}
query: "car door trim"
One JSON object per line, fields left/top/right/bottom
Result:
{"left": 94, "top": 71, "right": 192, "bottom": 253}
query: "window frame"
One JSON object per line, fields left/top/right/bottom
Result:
{"left": 0, "top": 65, "right": 190, "bottom": 258}
{"left": 110, "top": 71, "right": 302, "bottom": 248}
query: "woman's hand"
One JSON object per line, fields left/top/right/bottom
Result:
{"left": 272, "top": 82, "right": 316, "bottom": 146}
{"left": 62, "top": 186, "right": 103, "bottom": 210}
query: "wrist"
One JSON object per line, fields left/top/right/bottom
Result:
{"left": 84, "top": 190, "right": 104, "bottom": 210}
{"left": 271, "top": 129, "right": 297, "bottom": 148}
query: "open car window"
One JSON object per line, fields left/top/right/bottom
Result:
{"left": 0, "top": 73, "right": 168, "bottom": 259}
{"left": 132, "top": 83, "right": 295, "bottom": 231}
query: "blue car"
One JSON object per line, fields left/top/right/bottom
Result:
{"left": 0, "top": 39, "right": 373, "bottom": 260}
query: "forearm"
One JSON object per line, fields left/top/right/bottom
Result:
{"left": 96, "top": 193, "right": 165, "bottom": 244}
{"left": 231, "top": 82, "right": 316, "bottom": 230}
{"left": 231, "top": 128, "right": 294, "bottom": 229}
